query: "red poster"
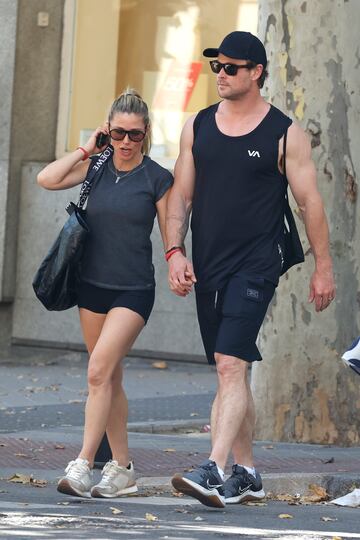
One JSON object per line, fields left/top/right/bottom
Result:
{"left": 153, "top": 61, "right": 202, "bottom": 111}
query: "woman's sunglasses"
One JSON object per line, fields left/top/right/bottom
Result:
{"left": 109, "top": 128, "right": 146, "bottom": 142}
{"left": 209, "top": 60, "right": 254, "bottom": 76}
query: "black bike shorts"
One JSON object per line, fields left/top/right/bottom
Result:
{"left": 77, "top": 281, "right": 155, "bottom": 324}
{"left": 195, "top": 272, "right": 276, "bottom": 365}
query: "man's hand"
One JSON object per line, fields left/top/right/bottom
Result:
{"left": 168, "top": 252, "right": 197, "bottom": 297}
{"left": 308, "top": 262, "right": 335, "bottom": 312}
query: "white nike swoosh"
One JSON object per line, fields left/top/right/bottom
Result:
{"left": 207, "top": 479, "right": 222, "bottom": 489}
{"left": 238, "top": 484, "right": 252, "bottom": 495}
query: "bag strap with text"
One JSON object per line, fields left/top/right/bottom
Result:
{"left": 75, "top": 146, "right": 114, "bottom": 210}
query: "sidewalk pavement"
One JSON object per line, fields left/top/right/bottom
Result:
{"left": 0, "top": 345, "right": 359, "bottom": 500}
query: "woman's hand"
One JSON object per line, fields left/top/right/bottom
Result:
{"left": 83, "top": 123, "right": 109, "bottom": 155}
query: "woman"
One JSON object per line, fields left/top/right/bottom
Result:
{"left": 37, "top": 89, "right": 173, "bottom": 498}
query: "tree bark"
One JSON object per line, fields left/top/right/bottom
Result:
{"left": 252, "top": 0, "right": 360, "bottom": 445}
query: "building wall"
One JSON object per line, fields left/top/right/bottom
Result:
{"left": 0, "top": 0, "right": 18, "bottom": 307}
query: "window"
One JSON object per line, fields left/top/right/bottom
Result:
{"left": 58, "top": 0, "right": 258, "bottom": 163}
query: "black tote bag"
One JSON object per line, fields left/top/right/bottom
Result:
{"left": 280, "top": 128, "right": 305, "bottom": 275}
{"left": 32, "top": 146, "right": 113, "bottom": 311}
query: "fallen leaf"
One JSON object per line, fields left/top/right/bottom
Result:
{"left": 164, "top": 448, "right": 176, "bottom": 453}
{"left": 301, "top": 484, "right": 328, "bottom": 503}
{"left": 268, "top": 493, "right": 299, "bottom": 503}
{"left": 190, "top": 412, "right": 199, "bottom": 417}
{"left": 332, "top": 537, "right": 342, "bottom": 540}
{"left": 54, "top": 444, "right": 65, "bottom": 450}
{"left": 32, "top": 478, "right": 47, "bottom": 487}
{"left": 321, "top": 516, "right": 338, "bottom": 522}
{"left": 7, "top": 474, "right": 47, "bottom": 487}
{"left": 8, "top": 473, "right": 32, "bottom": 484}
{"left": 262, "top": 445, "right": 274, "bottom": 449}
{"left": 110, "top": 507, "right": 123, "bottom": 515}
{"left": 278, "top": 513, "right": 293, "bottom": 519}
{"left": 15, "top": 453, "right": 30, "bottom": 458}
{"left": 151, "top": 361, "right": 168, "bottom": 369}
{"left": 145, "top": 512, "right": 158, "bottom": 521}
{"left": 172, "top": 491, "right": 184, "bottom": 498}
{"left": 245, "top": 502, "right": 267, "bottom": 506}
{"left": 175, "top": 508, "right": 189, "bottom": 513}
{"left": 310, "top": 484, "right": 328, "bottom": 498}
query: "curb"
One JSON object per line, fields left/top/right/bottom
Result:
{"left": 137, "top": 472, "right": 360, "bottom": 499}
{"left": 128, "top": 419, "right": 209, "bottom": 434}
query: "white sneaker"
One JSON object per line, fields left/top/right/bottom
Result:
{"left": 57, "top": 458, "right": 93, "bottom": 498}
{"left": 342, "top": 336, "right": 360, "bottom": 375}
{"left": 91, "top": 460, "right": 138, "bottom": 498}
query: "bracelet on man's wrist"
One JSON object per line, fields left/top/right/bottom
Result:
{"left": 165, "top": 245, "right": 184, "bottom": 255}
{"left": 165, "top": 248, "right": 183, "bottom": 262}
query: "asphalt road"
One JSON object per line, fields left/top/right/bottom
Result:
{"left": 0, "top": 481, "right": 359, "bottom": 540}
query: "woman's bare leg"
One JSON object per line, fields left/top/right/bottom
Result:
{"left": 106, "top": 362, "right": 129, "bottom": 466}
{"left": 78, "top": 307, "right": 144, "bottom": 466}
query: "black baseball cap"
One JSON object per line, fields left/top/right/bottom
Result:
{"left": 203, "top": 31, "right": 267, "bottom": 68}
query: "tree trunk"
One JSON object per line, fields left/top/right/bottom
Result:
{"left": 252, "top": 0, "right": 360, "bottom": 445}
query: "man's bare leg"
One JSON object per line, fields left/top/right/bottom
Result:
{"left": 210, "top": 373, "right": 255, "bottom": 468}
{"left": 209, "top": 354, "right": 250, "bottom": 471}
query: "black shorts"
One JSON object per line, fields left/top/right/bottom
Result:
{"left": 77, "top": 281, "right": 155, "bottom": 323}
{"left": 195, "top": 272, "right": 276, "bottom": 365}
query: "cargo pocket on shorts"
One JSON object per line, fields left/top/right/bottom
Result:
{"left": 222, "top": 274, "right": 265, "bottom": 316}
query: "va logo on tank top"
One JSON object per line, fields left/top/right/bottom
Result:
{"left": 248, "top": 150, "right": 261, "bottom": 158}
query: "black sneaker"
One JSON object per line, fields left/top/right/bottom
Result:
{"left": 224, "top": 465, "right": 265, "bottom": 504}
{"left": 172, "top": 459, "right": 225, "bottom": 508}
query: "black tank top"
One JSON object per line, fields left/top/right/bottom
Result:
{"left": 191, "top": 103, "right": 292, "bottom": 291}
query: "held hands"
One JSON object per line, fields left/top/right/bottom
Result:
{"left": 168, "top": 251, "right": 197, "bottom": 297}
{"left": 308, "top": 262, "right": 335, "bottom": 312}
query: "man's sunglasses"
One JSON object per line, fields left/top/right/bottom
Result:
{"left": 209, "top": 60, "right": 254, "bottom": 76}
{"left": 109, "top": 128, "right": 146, "bottom": 142}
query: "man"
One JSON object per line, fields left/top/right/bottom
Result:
{"left": 165, "top": 31, "right": 335, "bottom": 509}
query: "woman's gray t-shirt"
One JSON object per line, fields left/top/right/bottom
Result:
{"left": 80, "top": 155, "right": 173, "bottom": 290}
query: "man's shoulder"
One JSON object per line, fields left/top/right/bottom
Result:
{"left": 195, "top": 103, "right": 218, "bottom": 119}
{"left": 193, "top": 103, "right": 219, "bottom": 137}
{"left": 269, "top": 103, "right": 292, "bottom": 124}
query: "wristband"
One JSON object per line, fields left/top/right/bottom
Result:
{"left": 165, "top": 245, "right": 184, "bottom": 255}
{"left": 165, "top": 248, "right": 183, "bottom": 262}
{"left": 77, "top": 146, "right": 89, "bottom": 161}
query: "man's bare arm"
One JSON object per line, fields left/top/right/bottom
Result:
{"left": 166, "top": 115, "right": 197, "bottom": 296}
{"left": 285, "top": 123, "right": 335, "bottom": 312}
{"left": 166, "top": 116, "right": 196, "bottom": 249}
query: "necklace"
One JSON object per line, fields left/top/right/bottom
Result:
{"left": 108, "top": 158, "right": 144, "bottom": 184}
